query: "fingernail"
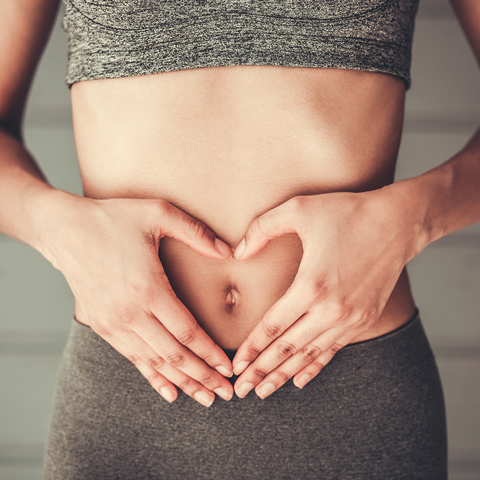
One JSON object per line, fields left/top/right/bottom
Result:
{"left": 215, "top": 238, "right": 233, "bottom": 258}
{"left": 233, "top": 360, "right": 249, "bottom": 375}
{"left": 296, "top": 374, "right": 311, "bottom": 389}
{"left": 236, "top": 382, "right": 254, "bottom": 398}
{"left": 216, "top": 365, "right": 233, "bottom": 377}
{"left": 160, "top": 387, "right": 176, "bottom": 403}
{"left": 233, "top": 361, "right": 249, "bottom": 376}
{"left": 214, "top": 387, "right": 233, "bottom": 401}
{"left": 234, "top": 239, "right": 246, "bottom": 260}
{"left": 256, "top": 383, "right": 275, "bottom": 399}
{"left": 194, "top": 391, "right": 214, "bottom": 407}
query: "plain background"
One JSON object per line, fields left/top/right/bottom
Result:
{"left": 1, "top": 0, "right": 479, "bottom": 478}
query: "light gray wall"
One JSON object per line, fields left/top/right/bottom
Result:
{"left": 1, "top": 1, "right": 479, "bottom": 478}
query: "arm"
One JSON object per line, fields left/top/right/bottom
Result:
{"left": 385, "top": 0, "right": 480, "bottom": 246}
{"left": 385, "top": 126, "right": 480, "bottom": 249}
{"left": 0, "top": 0, "right": 235, "bottom": 406}
{"left": 0, "top": 0, "right": 61, "bottom": 254}
{"left": 229, "top": 0, "right": 480, "bottom": 398}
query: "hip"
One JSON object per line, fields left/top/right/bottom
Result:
{"left": 44, "top": 307, "right": 447, "bottom": 480}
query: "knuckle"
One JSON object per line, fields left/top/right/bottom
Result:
{"left": 330, "top": 342, "right": 343, "bottom": 354}
{"left": 302, "top": 344, "right": 322, "bottom": 362}
{"left": 189, "top": 217, "right": 212, "bottom": 240}
{"left": 166, "top": 351, "right": 186, "bottom": 368}
{"left": 247, "top": 344, "right": 262, "bottom": 358}
{"left": 249, "top": 217, "right": 264, "bottom": 236}
{"left": 336, "top": 302, "right": 351, "bottom": 321}
{"left": 146, "top": 372, "right": 159, "bottom": 386}
{"left": 131, "top": 281, "right": 153, "bottom": 304}
{"left": 277, "top": 370, "right": 291, "bottom": 383}
{"left": 199, "top": 349, "right": 212, "bottom": 363}
{"left": 358, "top": 308, "right": 375, "bottom": 327}
{"left": 177, "top": 323, "right": 198, "bottom": 346}
{"left": 198, "top": 373, "right": 215, "bottom": 387}
{"left": 119, "top": 314, "right": 137, "bottom": 329}
{"left": 253, "top": 368, "right": 268, "bottom": 380}
{"left": 261, "top": 319, "right": 282, "bottom": 339}
{"left": 327, "top": 296, "right": 351, "bottom": 322}
{"left": 127, "top": 354, "right": 141, "bottom": 365}
{"left": 177, "top": 377, "right": 193, "bottom": 391}
{"left": 143, "top": 287, "right": 161, "bottom": 307}
{"left": 311, "top": 279, "right": 328, "bottom": 300}
{"left": 145, "top": 200, "right": 170, "bottom": 238}
{"left": 276, "top": 341, "right": 297, "bottom": 358}
{"left": 313, "top": 360, "right": 325, "bottom": 372}
{"left": 287, "top": 195, "right": 305, "bottom": 212}
{"left": 107, "top": 306, "right": 135, "bottom": 330}
{"left": 147, "top": 355, "right": 165, "bottom": 370}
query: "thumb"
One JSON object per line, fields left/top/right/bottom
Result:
{"left": 158, "top": 203, "right": 233, "bottom": 259}
{"left": 234, "top": 199, "right": 300, "bottom": 260}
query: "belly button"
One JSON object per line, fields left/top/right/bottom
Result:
{"left": 224, "top": 284, "right": 239, "bottom": 313}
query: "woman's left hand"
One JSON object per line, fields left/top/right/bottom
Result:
{"left": 231, "top": 185, "right": 427, "bottom": 399}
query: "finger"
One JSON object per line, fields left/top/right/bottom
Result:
{"left": 233, "top": 310, "right": 327, "bottom": 392}
{"left": 232, "top": 265, "right": 317, "bottom": 375}
{"left": 292, "top": 329, "right": 362, "bottom": 389}
{"left": 234, "top": 321, "right": 342, "bottom": 399}
{"left": 149, "top": 276, "right": 234, "bottom": 378}
{"left": 252, "top": 328, "right": 346, "bottom": 399}
{"left": 131, "top": 359, "right": 178, "bottom": 403}
{"left": 133, "top": 314, "right": 234, "bottom": 399}
{"left": 157, "top": 201, "right": 233, "bottom": 259}
{"left": 97, "top": 332, "right": 177, "bottom": 403}
{"left": 233, "top": 197, "right": 301, "bottom": 260}
{"left": 111, "top": 332, "right": 224, "bottom": 407}
{"left": 119, "top": 328, "right": 233, "bottom": 402}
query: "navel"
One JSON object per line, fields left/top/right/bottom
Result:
{"left": 224, "top": 284, "right": 240, "bottom": 313}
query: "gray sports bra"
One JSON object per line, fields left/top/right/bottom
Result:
{"left": 61, "top": 0, "right": 420, "bottom": 89}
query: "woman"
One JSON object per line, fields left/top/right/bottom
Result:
{"left": 1, "top": 0, "right": 479, "bottom": 478}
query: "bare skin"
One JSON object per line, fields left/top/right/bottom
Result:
{"left": 71, "top": 65, "right": 416, "bottom": 351}
{"left": 70, "top": 66, "right": 423, "bottom": 402}
{"left": 1, "top": 0, "right": 479, "bottom": 406}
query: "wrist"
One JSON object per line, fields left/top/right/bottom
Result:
{"left": 377, "top": 179, "right": 434, "bottom": 262}
{"left": 30, "top": 188, "right": 91, "bottom": 266}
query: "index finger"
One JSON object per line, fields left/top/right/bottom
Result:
{"left": 232, "top": 273, "right": 315, "bottom": 375}
{"left": 149, "top": 283, "right": 234, "bottom": 378}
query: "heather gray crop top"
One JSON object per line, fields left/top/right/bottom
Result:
{"left": 61, "top": 0, "right": 420, "bottom": 90}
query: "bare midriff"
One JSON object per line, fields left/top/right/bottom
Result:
{"left": 71, "top": 65, "right": 417, "bottom": 351}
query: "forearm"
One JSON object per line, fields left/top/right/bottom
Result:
{"left": 386, "top": 126, "right": 480, "bottom": 254}
{"left": 0, "top": 127, "right": 71, "bottom": 255}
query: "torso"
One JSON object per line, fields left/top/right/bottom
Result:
{"left": 71, "top": 65, "right": 417, "bottom": 350}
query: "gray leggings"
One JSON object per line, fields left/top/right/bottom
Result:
{"left": 43, "top": 307, "right": 447, "bottom": 479}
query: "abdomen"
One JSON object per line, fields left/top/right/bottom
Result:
{"left": 71, "top": 65, "right": 415, "bottom": 349}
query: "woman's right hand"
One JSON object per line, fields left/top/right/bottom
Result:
{"left": 38, "top": 189, "right": 235, "bottom": 407}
